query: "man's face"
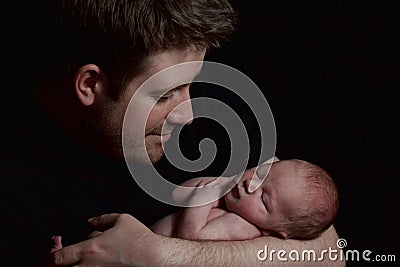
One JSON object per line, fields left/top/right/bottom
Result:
{"left": 102, "top": 47, "right": 206, "bottom": 163}
{"left": 224, "top": 161, "right": 304, "bottom": 229}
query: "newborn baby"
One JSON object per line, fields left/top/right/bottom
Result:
{"left": 151, "top": 159, "right": 338, "bottom": 240}
{"left": 51, "top": 159, "right": 339, "bottom": 252}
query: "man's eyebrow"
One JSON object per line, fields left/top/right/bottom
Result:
{"left": 152, "top": 82, "right": 191, "bottom": 94}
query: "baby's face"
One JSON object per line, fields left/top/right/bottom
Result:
{"left": 224, "top": 160, "right": 303, "bottom": 230}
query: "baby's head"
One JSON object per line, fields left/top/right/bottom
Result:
{"left": 224, "top": 159, "right": 338, "bottom": 239}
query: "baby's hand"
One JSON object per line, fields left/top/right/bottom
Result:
{"left": 188, "top": 178, "right": 233, "bottom": 206}
{"left": 173, "top": 176, "right": 235, "bottom": 206}
{"left": 195, "top": 177, "right": 219, "bottom": 187}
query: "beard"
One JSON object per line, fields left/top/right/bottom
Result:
{"left": 122, "top": 122, "right": 173, "bottom": 165}
{"left": 86, "top": 95, "right": 174, "bottom": 165}
{"left": 144, "top": 138, "right": 164, "bottom": 164}
{"left": 80, "top": 100, "right": 125, "bottom": 161}
{"left": 144, "top": 123, "right": 174, "bottom": 164}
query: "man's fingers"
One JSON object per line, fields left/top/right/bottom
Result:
{"left": 87, "top": 213, "right": 121, "bottom": 231}
{"left": 52, "top": 242, "right": 83, "bottom": 266}
{"left": 50, "top": 236, "right": 63, "bottom": 253}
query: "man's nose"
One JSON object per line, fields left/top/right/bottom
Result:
{"left": 166, "top": 87, "right": 193, "bottom": 125}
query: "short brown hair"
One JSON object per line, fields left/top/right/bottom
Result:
{"left": 46, "top": 0, "right": 237, "bottom": 99}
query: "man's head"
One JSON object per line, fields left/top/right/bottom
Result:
{"left": 224, "top": 159, "right": 338, "bottom": 239}
{"left": 37, "top": 0, "right": 237, "bottom": 162}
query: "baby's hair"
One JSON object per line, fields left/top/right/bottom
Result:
{"left": 272, "top": 160, "right": 339, "bottom": 240}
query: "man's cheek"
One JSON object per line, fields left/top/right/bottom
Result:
{"left": 145, "top": 109, "right": 165, "bottom": 130}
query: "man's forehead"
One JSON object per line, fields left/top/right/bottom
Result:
{"left": 150, "top": 65, "right": 202, "bottom": 93}
{"left": 140, "top": 49, "right": 205, "bottom": 92}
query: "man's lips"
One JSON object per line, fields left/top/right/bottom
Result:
{"left": 159, "top": 132, "right": 172, "bottom": 142}
{"left": 146, "top": 131, "right": 172, "bottom": 142}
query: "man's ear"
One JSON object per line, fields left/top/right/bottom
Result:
{"left": 74, "top": 64, "right": 108, "bottom": 106}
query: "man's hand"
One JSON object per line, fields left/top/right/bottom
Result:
{"left": 52, "top": 213, "right": 159, "bottom": 266}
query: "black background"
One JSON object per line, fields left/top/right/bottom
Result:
{"left": 209, "top": 1, "right": 399, "bottom": 266}
{"left": 4, "top": 1, "right": 399, "bottom": 266}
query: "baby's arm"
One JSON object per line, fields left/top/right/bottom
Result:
{"left": 153, "top": 176, "right": 233, "bottom": 238}
{"left": 178, "top": 208, "right": 262, "bottom": 241}
{"left": 172, "top": 176, "right": 233, "bottom": 206}
{"left": 151, "top": 211, "right": 181, "bottom": 237}
{"left": 152, "top": 177, "right": 223, "bottom": 237}
{"left": 176, "top": 177, "right": 262, "bottom": 241}
{"left": 175, "top": 178, "right": 222, "bottom": 239}
{"left": 176, "top": 200, "right": 215, "bottom": 240}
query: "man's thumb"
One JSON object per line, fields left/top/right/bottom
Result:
{"left": 88, "top": 213, "right": 121, "bottom": 231}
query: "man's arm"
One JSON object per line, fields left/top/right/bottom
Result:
{"left": 159, "top": 224, "right": 345, "bottom": 266}
{"left": 53, "top": 213, "right": 345, "bottom": 266}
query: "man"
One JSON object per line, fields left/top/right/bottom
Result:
{"left": 2, "top": 1, "right": 344, "bottom": 266}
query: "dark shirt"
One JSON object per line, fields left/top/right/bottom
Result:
{"left": 0, "top": 94, "right": 178, "bottom": 266}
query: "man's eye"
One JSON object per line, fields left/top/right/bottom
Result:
{"left": 158, "top": 95, "right": 173, "bottom": 102}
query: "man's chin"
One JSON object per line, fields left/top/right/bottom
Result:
{"left": 123, "top": 143, "right": 164, "bottom": 165}
{"left": 145, "top": 144, "right": 164, "bottom": 164}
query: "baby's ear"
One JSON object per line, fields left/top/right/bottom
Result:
{"left": 261, "top": 229, "right": 289, "bottom": 239}
{"left": 261, "top": 229, "right": 277, "bottom": 236}
{"left": 277, "top": 231, "right": 289, "bottom": 239}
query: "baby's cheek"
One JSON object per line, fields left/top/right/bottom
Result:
{"left": 237, "top": 200, "right": 253, "bottom": 214}
{"left": 244, "top": 199, "right": 261, "bottom": 215}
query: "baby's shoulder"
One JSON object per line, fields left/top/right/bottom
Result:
{"left": 207, "top": 207, "right": 231, "bottom": 221}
